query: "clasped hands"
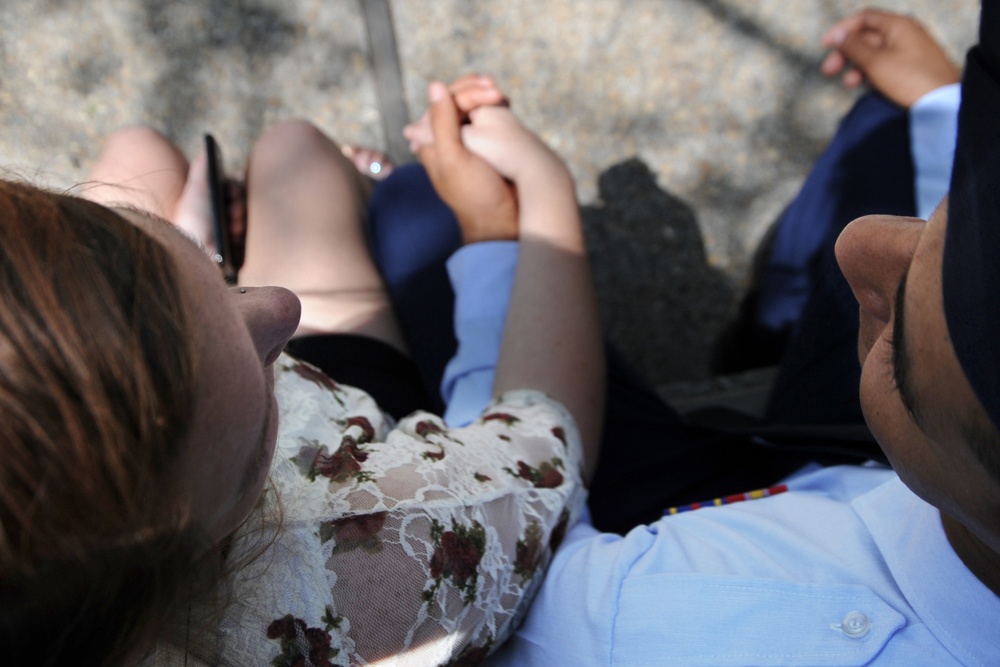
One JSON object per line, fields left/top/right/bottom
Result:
{"left": 404, "top": 74, "right": 548, "bottom": 246}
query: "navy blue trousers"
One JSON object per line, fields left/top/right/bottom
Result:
{"left": 762, "top": 93, "right": 916, "bottom": 426}
{"left": 366, "top": 93, "right": 915, "bottom": 533}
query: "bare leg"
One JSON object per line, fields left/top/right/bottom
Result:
{"left": 81, "top": 127, "right": 189, "bottom": 220}
{"left": 240, "top": 119, "right": 407, "bottom": 352}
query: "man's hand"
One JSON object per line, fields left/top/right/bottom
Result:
{"left": 404, "top": 78, "right": 517, "bottom": 245}
{"left": 821, "top": 10, "right": 961, "bottom": 108}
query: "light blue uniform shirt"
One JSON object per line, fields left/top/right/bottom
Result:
{"left": 487, "top": 467, "right": 1000, "bottom": 666}
{"left": 910, "top": 83, "right": 960, "bottom": 219}
{"left": 440, "top": 240, "right": 518, "bottom": 426}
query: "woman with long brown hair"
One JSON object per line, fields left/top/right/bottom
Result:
{"left": 0, "top": 76, "right": 604, "bottom": 665}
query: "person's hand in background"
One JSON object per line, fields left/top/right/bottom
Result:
{"left": 821, "top": 10, "right": 961, "bottom": 108}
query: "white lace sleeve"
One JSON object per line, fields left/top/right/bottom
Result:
{"left": 218, "top": 354, "right": 586, "bottom": 666}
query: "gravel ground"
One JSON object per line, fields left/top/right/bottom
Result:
{"left": 0, "top": 0, "right": 980, "bottom": 386}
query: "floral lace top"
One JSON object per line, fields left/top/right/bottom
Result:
{"left": 216, "top": 354, "right": 586, "bottom": 666}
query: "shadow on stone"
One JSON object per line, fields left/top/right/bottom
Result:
{"left": 136, "top": 0, "right": 300, "bottom": 138}
{"left": 582, "top": 158, "right": 735, "bottom": 386}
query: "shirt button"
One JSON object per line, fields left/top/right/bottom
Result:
{"left": 836, "top": 611, "right": 871, "bottom": 638}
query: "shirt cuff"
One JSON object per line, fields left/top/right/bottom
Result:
{"left": 909, "top": 83, "right": 960, "bottom": 220}
{"left": 441, "top": 241, "right": 519, "bottom": 426}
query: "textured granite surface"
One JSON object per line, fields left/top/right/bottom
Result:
{"left": 0, "top": 0, "right": 980, "bottom": 386}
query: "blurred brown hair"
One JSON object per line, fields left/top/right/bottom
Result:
{"left": 0, "top": 180, "right": 211, "bottom": 664}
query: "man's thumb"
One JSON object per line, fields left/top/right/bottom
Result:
{"left": 428, "top": 81, "right": 462, "bottom": 158}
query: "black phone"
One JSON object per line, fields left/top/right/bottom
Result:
{"left": 205, "top": 133, "right": 238, "bottom": 285}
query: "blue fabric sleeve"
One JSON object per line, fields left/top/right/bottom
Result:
{"left": 909, "top": 83, "right": 960, "bottom": 219}
{"left": 441, "top": 241, "right": 519, "bottom": 426}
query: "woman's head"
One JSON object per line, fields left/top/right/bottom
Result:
{"left": 0, "top": 181, "right": 299, "bottom": 664}
{"left": 115, "top": 206, "right": 300, "bottom": 542}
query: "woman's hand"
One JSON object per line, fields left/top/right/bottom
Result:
{"left": 405, "top": 78, "right": 518, "bottom": 245}
{"left": 461, "top": 105, "right": 566, "bottom": 186}
{"left": 820, "top": 10, "right": 961, "bottom": 108}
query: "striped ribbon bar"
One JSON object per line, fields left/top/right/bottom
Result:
{"left": 665, "top": 484, "right": 789, "bottom": 515}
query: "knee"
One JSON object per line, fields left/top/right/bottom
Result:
{"left": 248, "top": 119, "right": 352, "bottom": 189}
{"left": 255, "top": 119, "right": 340, "bottom": 156}
{"left": 101, "top": 126, "right": 173, "bottom": 154}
